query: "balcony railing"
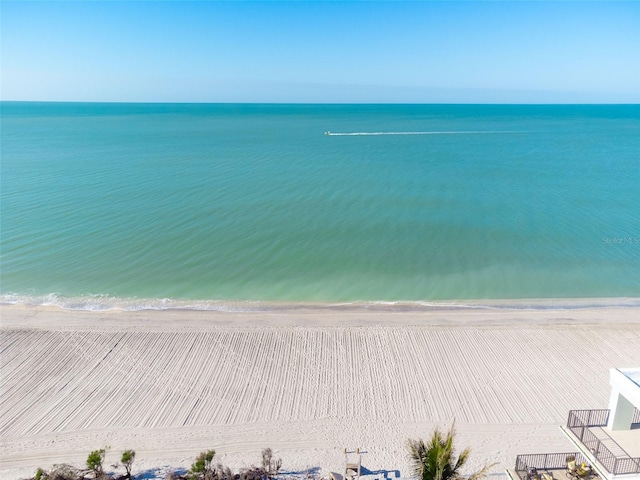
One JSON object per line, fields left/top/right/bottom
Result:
{"left": 514, "top": 452, "right": 588, "bottom": 480}
{"left": 568, "top": 410, "right": 610, "bottom": 429}
{"left": 567, "top": 409, "right": 640, "bottom": 475}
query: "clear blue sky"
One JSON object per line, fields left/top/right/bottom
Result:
{"left": 2, "top": 1, "right": 639, "bottom": 103}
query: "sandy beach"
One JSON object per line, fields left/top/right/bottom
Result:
{"left": 2, "top": 303, "right": 640, "bottom": 480}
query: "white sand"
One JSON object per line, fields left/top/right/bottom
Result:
{"left": 1, "top": 304, "right": 640, "bottom": 480}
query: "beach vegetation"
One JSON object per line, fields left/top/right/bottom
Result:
{"left": 189, "top": 450, "right": 216, "bottom": 480}
{"left": 120, "top": 450, "right": 136, "bottom": 479}
{"left": 31, "top": 463, "right": 82, "bottom": 480}
{"left": 261, "top": 448, "right": 282, "bottom": 479}
{"left": 205, "top": 463, "right": 236, "bottom": 480}
{"left": 87, "top": 449, "right": 106, "bottom": 479}
{"left": 26, "top": 447, "right": 283, "bottom": 480}
{"left": 236, "top": 448, "right": 282, "bottom": 480}
{"left": 407, "top": 423, "right": 494, "bottom": 480}
{"left": 238, "top": 468, "right": 259, "bottom": 480}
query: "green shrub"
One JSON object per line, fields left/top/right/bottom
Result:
{"left": 86, "top": 449, "right": 106, "bottom": 479}
{"left": 190, "top": 450, "right": 216, "bottom": 480}
{"left": 121, "top": 450, "right": 136, "bottom": 478}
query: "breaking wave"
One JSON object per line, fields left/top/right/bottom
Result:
{"left": 2, "top": 293, "right": 639, "bottom": 313}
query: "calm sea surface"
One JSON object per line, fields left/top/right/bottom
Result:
{"left": 1, "top": 103, "right": 639, "bottom": 310}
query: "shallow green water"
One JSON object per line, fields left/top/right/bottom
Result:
{"left": 1, "top": 103, "right": 638, "bottom": 309}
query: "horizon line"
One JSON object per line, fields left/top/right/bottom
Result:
{"left": 2, "top": 100, "right": 639, "bottom": 106}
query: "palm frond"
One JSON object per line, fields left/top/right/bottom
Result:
{"left": 466, "top": 462, "right": 498, "bottom": 480}
{"left": 406, "top": 422, "right": 495, "bottom": 480}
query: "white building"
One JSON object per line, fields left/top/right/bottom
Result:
{"left": 608, "top": 369, "right": 640, "bottom": 432}
{"left": 513, "top": 368, "right": 640, "bottom": 480}
{"left": 563, "top": 368, "right": 640, "bottom": 480}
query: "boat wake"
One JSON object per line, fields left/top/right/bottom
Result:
{"left": 324, "top": 130, "right": 525, "bottom": 136}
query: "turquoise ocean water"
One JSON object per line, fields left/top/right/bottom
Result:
{"left": 1, "top": 103, "right": 639, "bottom": 310}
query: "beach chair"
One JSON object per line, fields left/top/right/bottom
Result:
{"left": 344, "top": 449, "right": 362, "bottom": 480}
{"left": 541, "top": 471, "right": 554, "bottom": 480}
{"left": 577, "top": 462, "right": 592, "bottom": 478}
{"left": 567, "top": 455, "right": 579, "bottom": 479}
{"left": 566, "top": 456, "right": 590, "bottom": 479}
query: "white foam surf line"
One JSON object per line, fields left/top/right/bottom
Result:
{"left": 325, "top": 131, "right": 525, "bottom": 136}
{"left": 3, "top": 293, "right": 640, "bottom": 313}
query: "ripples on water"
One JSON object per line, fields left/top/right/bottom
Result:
{"left": 1, "top": 103, "right": 639, "bottom": 309}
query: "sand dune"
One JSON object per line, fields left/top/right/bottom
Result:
{"left": 1, "top": 306, "right": 639, "bottom": 480}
